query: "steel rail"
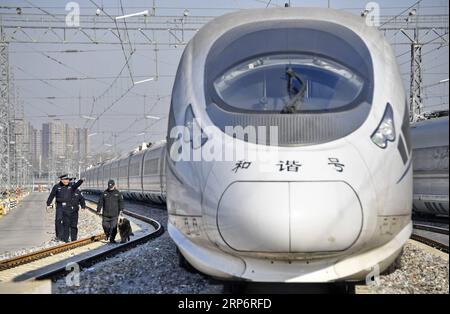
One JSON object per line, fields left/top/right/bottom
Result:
{"left": 0, "top": 233, "right": 104, "bottom": 271}
{"left": 0, "top": 201, "right": 163, "bottom": 276}
{"left": 31, "top": 202, "right": 164, "bottom": 280}
{"left": 410, "top": 233, "right": 449, "bottom": 253}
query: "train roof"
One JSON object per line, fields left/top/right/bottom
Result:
{"left": 85, "top": 140, "right": 167, "bottom": 170}
{"left": 192, "top": 7, "right": 385, "bottom": 53}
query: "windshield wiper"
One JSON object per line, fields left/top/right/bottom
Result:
{"left": 281, "top": 67, "right": 306, "bottom": 114}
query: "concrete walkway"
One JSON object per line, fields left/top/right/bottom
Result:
{"left": 0, "top": 192, "right": 53, "bottom": 254}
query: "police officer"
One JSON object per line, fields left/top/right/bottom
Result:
{"left": 96, "top": 179, "right": 124, "bottom": 243}
{"left": 46, "top": 174, "right": 84, "bottom": 241}
{"left": 61, "top": 184, "right": 86, "bottom": 242}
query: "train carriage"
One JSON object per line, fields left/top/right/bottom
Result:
{"left": 80, "top": 7, "right": 421, "bottom": 283}
{"left": 411, "top": 117, "right": 449, "bottom": 216}
{"left": 81, "top": 142, "right": 167, "bottom": 205}
{"left": 165, "top": 7, "right": 413, "bottom": 282}
{"left": 128, "top": 151, "right": 145, "bottom": 200}
{"left": 142, "top": 144, "right": 167, "bottom": 203}
{"left": 109, "top": 159, "right": 120, "bottom": 191}
{"left": 117, "top": 157, "right": 129, "bottom": 196}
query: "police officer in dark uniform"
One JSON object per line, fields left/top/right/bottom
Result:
{"left": 46, "top": 174, "right": 84, "bottom": 241}
{"left": 61, "top": 184, "right": 86, "bottom": 242}
{"left": 96, "top": 179, "right": 124, "bottom": 243}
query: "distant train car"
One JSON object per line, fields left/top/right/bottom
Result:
{"left": 166, "top": 8, "right": 412, "bottom": 282}
{"left": 82, "top": 142, "right": 166, "bottom": 204}
{"left": 411, "top": 117, "right": 449, "bottom": 216}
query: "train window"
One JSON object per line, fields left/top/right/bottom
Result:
{"left": 144, "top": 158, "right": 159, "bottom": 175}
{"left": 103, "top": 167, "right": 109, "bottom": 179}
{"left": 214, "top": 54, "right": 365, "bottom": 113}
{"left": 119, "top": 165, "right": 128, "bottom": 177}
{"left": 111, "top": 165, "right": 119, "bottom": 178}
{"left": 203, "top": 21, "right": 374, "bottom": 146}
{"left": 129, "top": 162, "right": 141, "bottom": 177}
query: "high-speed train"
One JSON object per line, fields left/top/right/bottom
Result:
{"left": 83, "top": 8, "right": 414, "bottom": 282}
{"left": 164, "top": 8, "right": 413, "bottom": 282}
{"left": 410, "top": 117, "right": 449, "bottom": 216}
{"left": 82, "top": 142, "right": 167, "bottom": 204}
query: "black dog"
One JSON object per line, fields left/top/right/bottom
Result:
{"left": 118, "top": 217, "right": 134, "bottom": 243}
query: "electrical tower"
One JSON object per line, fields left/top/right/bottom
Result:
{"left": 409, "top": 37, "right": 423, "bottom": 122}
{"left": 401, "top": 8, "right": 424, "bottom": 122}
{"left": 0, "top": 29, "right": 10, "bottom": 195}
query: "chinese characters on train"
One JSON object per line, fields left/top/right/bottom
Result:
{"left": 231, "top": 158, "right": 345, "bottom": 173}
{"left": 232, "top": 161, "right": 252, "bottom": 173}
{"left": 327, "top": 158, "right": 345, "bottom": 172}
{"left": 277, "top": 160, "right": 302, "bottom": 172}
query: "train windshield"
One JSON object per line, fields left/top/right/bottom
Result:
{"left": 203, "top": 21, "right": 374, "bottom": 145}
{"left": 213, "top": 54, "right": 365, "bottom": 113}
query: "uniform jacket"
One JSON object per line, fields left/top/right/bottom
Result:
{"left": 47, "top": 179, "right": 84, "bottom": 206}
{"left": 71, "top": 189, "right": 86, "bottom": 210}
{"left": 96, "top": 189, "right": 124, "bottom": 217}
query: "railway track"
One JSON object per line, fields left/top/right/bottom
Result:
{"left": 413, "top": 223, "right": 449, "bottom": 235}
{"left": 83, "top": 192, "right": 167, "bottom": 211}
{"left": 411, "top": 223, "right": 449, "bottom": 253}
{"left": 0, "top": 233, "right": 105, "bottom": 271}
{"left": 0, "top": 202, "right": 164, "bottom": 282}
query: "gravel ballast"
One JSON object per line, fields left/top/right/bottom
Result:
{"left": 370, "top": 242, "right": 448, "bottom": 294}
{"left": 54, "top": 199, "right": 449, "bottom": 294}
{"left": 54, "top": 198, "right": 220, "bottom": 294}
{"left": 0, "top": 207, "right": 103, "bottom": 261}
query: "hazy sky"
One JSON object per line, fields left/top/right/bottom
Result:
{"left": 1, "top": 0, "right": 448, "bottom": 157}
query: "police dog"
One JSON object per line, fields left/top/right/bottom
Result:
{"left": 118, "top": 217, "right": 134, "bottom": 243}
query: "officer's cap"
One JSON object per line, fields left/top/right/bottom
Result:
{"left": 59, "top": 174, "right": 70, "bottom": 180}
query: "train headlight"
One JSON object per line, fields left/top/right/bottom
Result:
{"left": 371, "top": 103, "right": 395, "bottom": 148}
{"left": 184, "top": 105, "right": 208, "bottom": 149}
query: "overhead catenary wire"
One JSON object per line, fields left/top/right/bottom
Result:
{"left": 12, "top": 64, "right": 75, "bottom": 97}
{"left": 2, "top": 4, "right": 449, "bottom": 11}
{"left": 22, "top": 0, "right": 65, "bottom": 23}
{"left": 119, "top": 0, "right": 135, "bottom": 59}
{"left": 94, "top": 116, "right": 167, "bottom": 155}
{"left": 398, "top": 42, "right": 448, "bottom": 67}
{"left": 1, "top": 1, "right": 447, "bottom": 159}
{"left": 12, "top": 74, "right": 174, "bottom": 81}
{"left": 93, "top": 95, "right": 170, "bottom": 153}
{"left": 80, "top": 0, "right": 160, "bottom": 130}
{"left": 18, "top": 41, "right": 148, "bottom": 131}
{"left": 378, "top": 0, "right": 423, "bottom": 28}
{"left": 89, "top": 0, "right": 135, "bottom": 84}
{"left": 90, "top": 94, "right": 170, "bottom": 154}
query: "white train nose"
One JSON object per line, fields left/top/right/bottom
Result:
{"left": 217, "top": 181, "right": 363, "bottom": 253}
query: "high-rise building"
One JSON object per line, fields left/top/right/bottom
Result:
{"left": 31, "top": 127, "right": 42, "bottom": 177}
{"left": 9, "top": 119, "right": 33, "bottom": 186}
{"left": 40, "top": 121, "right": 89, "bottom": 179}
{"left": 42, "top": 120, "right": 67, "bottom": 177}
{"left": 76, "top": 127, "right": 88, "bottom": 160}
